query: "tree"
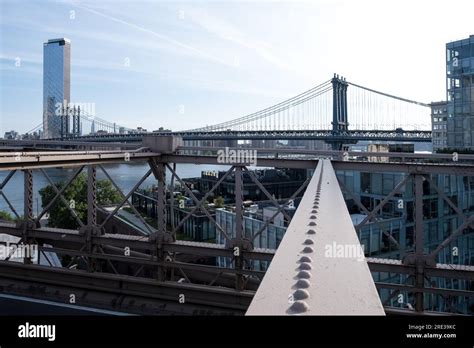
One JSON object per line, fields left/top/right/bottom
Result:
{"left": 39, "top": 173, "right": 121, "bottom": 229}
{"left": 0, "top": 210, "right": 14, "bottom": 222}
{"left": 213, "top": 196, "right": 224, "bottom": 208}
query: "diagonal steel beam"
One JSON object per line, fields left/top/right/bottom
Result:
{"left": 165, "top": 163, "right": 232, "bottom": 242}
{"left": 356, "top": 174, "right": 410, "bottom": 229}
{"left": 251, "top": 176, "right": 310, "bottom": 243}
{"left": 0, "top": 191, "right": 20, "bottom": 219}
{"left": 337, "top": 177, "right": 401, "bottom": 250}
{"left": 99, "top": 169, "right": 152, "bottom": 229}
{"left": 243, "top": 168, "right": 293, "bottom": 222}
{"left": 429, "top": 215, "right": 474, "bottom": 258}
{"left": 0, "top": 170, "right": 18, "bottom": 218}
{"left": 171, "top": 165, "right": 235, "bottom": 236}
{"left": 35, "top": 166, "right": 84, "bottom": 224}
{"left": 98, "top": 164, "right": 154, "bottom": 235}
{"left": 0, "top": 170, "right": 16, "bottom": 190}
{"left": 40, "top": 168, "right": 85, "bottom": 227}
{"left": 425, "top": 175, "right": 469, "bottom": 225}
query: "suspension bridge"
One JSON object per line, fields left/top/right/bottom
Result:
{"left": 24, "top": 74, "right": 432, "bottom": 149}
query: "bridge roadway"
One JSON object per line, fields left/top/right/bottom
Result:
{"left": 51, "top": 129, "right": 432, "bottom": 143}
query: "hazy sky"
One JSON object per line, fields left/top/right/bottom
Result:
{"left": 0, "top": 0, "right": 473, "bottom": 134}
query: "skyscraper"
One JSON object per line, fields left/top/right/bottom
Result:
{"left": 446, "top": 35, "right": 474, "bottom": 150}
{"left": 42, "top": 38, "right": 70, "bottom": 139}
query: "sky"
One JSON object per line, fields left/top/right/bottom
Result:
{"left": 0, "top": 0, "right": 473, "bottom": 135}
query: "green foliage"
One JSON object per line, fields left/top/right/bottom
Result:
{"left": 213, "top": 196, "right": 224, "bottom": 208}
{"left": 0, "top": 210, "right": 14, "bottom": 222}
{"left": 39, "top": 172, "right": 121, "bottom": 229}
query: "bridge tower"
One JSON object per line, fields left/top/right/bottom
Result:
{"left": 60, "top": 104, "right": 70, "bottom": 139}
{"left": 328, "top": 74, "right": 352, "bottom": 150}
{"left": 72, "top": 106, "right": 81, "bottom": 137}
{"left": 331, "top": 74, "right": 349, "bottom": 132}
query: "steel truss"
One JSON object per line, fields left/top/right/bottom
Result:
{"left": 0, "top": 148, "right": 472, "bottom": 314}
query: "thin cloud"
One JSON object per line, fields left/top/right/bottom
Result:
{"left": 69, "top": 1, "right": 235, "bottom": 68}
{"left": 187, "top": 7, "right": 296, "bottom": 72}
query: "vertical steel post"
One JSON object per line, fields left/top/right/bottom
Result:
{"left": 338, "top": 79, "right": 344, "bottom": 130}
{"left": 87, "top": 165, "right": 97, "bottom": 226}
{"left": 86, "top": 165, "right": 99, "bottom": 272}
{"left": 157, "top": 163, "right": 166, "bottom": 235}
{"left": 23, "top": 169, "right": 34, "bottom": 222}
{"left": 342, "top": 80, "right": 348, "bottom": 131}
{"left": 156, "top": 162, "right": 167, "bottom": 281}
{"left": 414, "top": 174, "right": 425, "bottom": 312}
{"left": 234, "top": 166, "right": 244, "bottom": 290}
{"left": 170, "top": 163, "right": 176, "bottom": 232}
{"left": 332, "top": 75, "right": 339, "bottom": 133}
{"left": 23, "top": 169, "right": 34, "bottom": 264}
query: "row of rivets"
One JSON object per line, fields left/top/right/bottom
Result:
{"left": 288, "top": 163, "right": 325, "bottom": 314}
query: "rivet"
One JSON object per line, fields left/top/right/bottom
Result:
{"left": 307, "top": 229, "right": 316, "bottom": 235}
{"left": 293, "top": 289, "right": 310, "bottom": 300}
{"left": 311, "top": 209, "right": 317, "bottom": 213}
{"left": 299, "top": 262, "right": 312, "bottom": 270}
{"left": 308, "top": 221, "right": 316, "bottom": 226}
{"left": 303, "top": 239, "right": 314, "bottom": 245}
{"left": 295, "top": 279, "right": 311, "bottom": 288}
{"left": 296, "top": 270, "right": 311, "bottom": 279}
{"left": 302, "top": 246, "right": 314, "bottom": 253}
{"left": 309, "top": 215, "right": 317, "bottom": 219}
{"left": 288, "top": 301, "right": 309, "bottom": 313}
{"left": 299, "top": 256, "right": 312, "bottom": 263}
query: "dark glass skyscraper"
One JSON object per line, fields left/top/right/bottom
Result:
{"left": 446, "top": 35, "right": 474, "bottom": 149}
{"left": 42, "top": 38, "right": 70, "bottom": 139}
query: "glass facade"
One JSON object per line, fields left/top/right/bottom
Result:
{"left": 43, "top": 38, "right": 70, "bottom": 139}
{"left": 338, "top": 170, "right": 474, "bottom": 313}
{"left": 430, "top": 101, "right": 448, "bottom": 150}
{"left": 446, "top": 35, "right": 474, "bottom": 149}
{"left": 215, "top": 208, "right": 286, "bottom": 271}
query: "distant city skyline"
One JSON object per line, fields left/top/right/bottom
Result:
{"left": 1, "top": 0, "right": 474, "bottom": 135}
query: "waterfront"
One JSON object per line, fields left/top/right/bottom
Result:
{"left": 0, "top": 163, "right": 230, "bottom": 215}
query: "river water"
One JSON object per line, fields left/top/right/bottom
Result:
{"left": 0, "top": 163, "right": 230, "bottom": 215}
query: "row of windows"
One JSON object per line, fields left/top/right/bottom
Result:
{"left": 432, "top": 109, "right": 447, "bottom": 115}
{"left": 432, "top": 117, "right": 447, "bottom": 122}
{"left": 433, "top": 124, "right": 447, "bottom": 130}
